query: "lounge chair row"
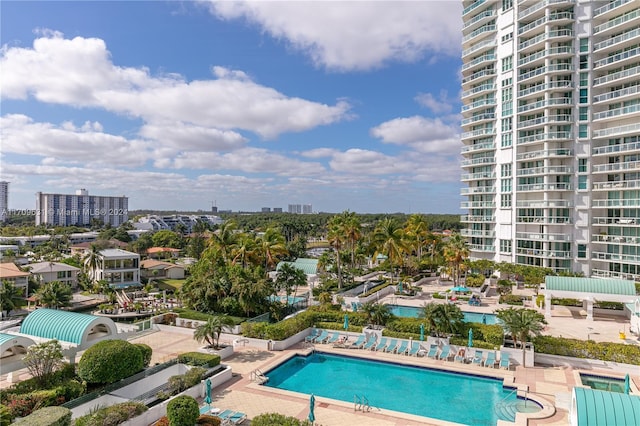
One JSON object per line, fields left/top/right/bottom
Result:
{"left": 306, "top": 330, "right": 424, "bottom": 356}
{"left": 425, "top": 344, "right": 511, "bottom": 369}
{"left": 200, "top": 407, "right": 247, "bottom": 425}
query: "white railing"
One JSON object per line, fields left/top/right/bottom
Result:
{"left": 516, "top": 148, "right": 572, "bottom": 160}
{"left": 594, "top": 46, "right": 640, "bottom": 69}
{"left": 462, "top": 113, "right": 496, "bottom": 126}
{"left": 594, "top": 0, "right": 634, "bottom": 17}
{"left": 593, "top": 8, "right": 640, "bottom": 34}
{"left": 516, "top": 166, "right": 572, "bottom": 176}
{"left": 592, "top": 179, "right": 640, "bottom": 190}
{"left": 593, "top": 103, "right": 640, "bottom": 120}
{"left": 463, "top": 0, "right": 487, "bottom": 16}
{"left": 462, "top": 53, "right": 497, "bottom": 72}
{"left": 593, "top": 65, "right": 640, "bottom": 86}
{"left": 592, "top": 198, "right": 640, "bottom": 207}
{"left": 463, "top": 24, "right": 497, "bottom": 43}
{"left": 592, "top": 161, "right": 640, "bottom": 173}
{"left": 593, "top": 83, "right": 640, "bottom": 103}
{"left": 463, "top": 9, "right": 496, "bottom": 30}
{"left": 462, "top": 97, "right": 496, "bottom": 112}
{"left": 592, "top": 140, "right": 640, "bottom": 154}
{"left": 461, "top": 128, "right": 496, "bottom": 139}
{"left": 462, "top": 68, "right": 496, "bottom": 84}
{"left": 518, "top": 0, "right": 574, "bottom": 20}
{"left": 594, "top": 27, "right": 640, "bottom": 52}
{"left": 460, "top": 186, "right": 495, "bottom": 194}
{"left": 517, "top": 97, "right": 572, "bottom": 112}
{"left": 593, "top": 123, "right": 640, "bottom": 138}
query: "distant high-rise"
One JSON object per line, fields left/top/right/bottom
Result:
{"left": 261, "top": 207, "right": 272, "bottom": 213}
{"left": 460, "top": 0, "right": 640, "bottom": 281}
{"left": 288, "top": 204, "right": 313, "bottom": 214}
{"left": 36, "top": 189, "right": 128, "bottom": 227}
{"left": 0, "top": 182, "right": 8, "bottom": 222}
{"left": 273, "top": 208, "right": 283, "bottom": 213}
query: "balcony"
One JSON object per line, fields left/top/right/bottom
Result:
{"left": 463, "top": 24, "right": 497, "bottom": 44}
{"left": 593, "top": 45, "right": 640, "bottom": 70}
{"left": 461, "top": 229, "right": 496, "bottom": 237}
{"left": 460, "top": 201, "right": 496, "bottom": 208}
{"left": 461, "top": 128, "right": 496, "bottom": 140}
{"left": 462, "top": 53, "right": 497, "bottom": 73}
{"left": 518, "top": 80, "right": 573, "bottom": 99}
{"left": 592, "top": 140, "right": 640, "bottom": 155}
{"left": 463, "top": 0, "right": 487, "bottom": 17}
{"left": 461, "top": 156, "right": 496, "bottom": 167}
{"left": 592, "top": 122, "right": 640, "bottom": 138}
{"left": 519, "top": 0, "right": 575, "bottom": 20}
{"left": 592, "top": 268, "right": 640, "bottom": 281}
{"left": 462, "top": 68, "right": 496, "bottom": 85}
{"left": 592, "top": 234, "right": 640, "bottom": 245}
{"left": 591, "top": 198, "right": 640, "bottom": 207}
{"left": 518, "top": 63, "right": 573, "bottom": 82}
{"left": 463, "top": 8, "right": 496, "bottom": 32}
{"left": 516, "top": 232, "right": 571, "bottom": 241}
{"left": 517, "top": 97, "right": 572, "bottom": 113}
{"left": 592, "top": 216, "right": 638, "bottom": 225}
{"left": 516, "top": 148, "right": 572, "bottom": 160}
{"left": 461, "top": 141, "right": 495, "bottom": 153}
{"left": 460, "top": 215, "right": 494, "bottom": 222}
{"left": 593, "top": 83, "right": 640, "bottom": 103}
{"left": 592, "top": 179, "right": 640, "bottom": 190}
{"left": 517, "top": 131, "right": 572, "bottom": 145}
{"left": 516, "top": 183, "right": 572, "bottom": 191}
{"left": 516, "top": 215, "right": 572, "bottom": 224}
{"left": 461, "top": 171, "right": 496, "bottom": 181}
{"left": 462, "top": 97, "right": 497, "bottom": 112}
{"left": 470, "top": 244, "right": 496, "bottom": 252}
{"left": 592, "top": 251, "right": 640, "bottom": 264}
{"left": 460, "top": 186, "right": 496, "bottom": 194}
{"left": 593, "top": 27, "right": 640, "bottom": 53}
{"left": 593, "top": 8, "right": 640, "bottom": 36}
{"left": 463, "top": 39, "right": 497, "bottom": 59}
{"left": 518, "top": 114, "right": 572, "bottom": 129}
{"left": 516, "top": 165, "right": 572, "bottom": 176}
{"left": 592, "top": 161, "right": 640, "bottom": 174}
{"left": 462, "top": 112, "right": 496, "bottom": 126}
{"left": 462, "top": 83, "right": 496, "bottom": 99}
{"left": 515, "top": 199, "right": 572, "bottom": 207}
{"left": 517, "top": 46, "right": 574, "bottom": 67}
{"left": 593, "top": 0, "right": 635, "bottom": 19}
{"left": 593, "top": 103, "right": 640, "bottom": 121}
{"left": 593, "top": 64, "right": 640, "bottom": 87}
{"left": 516, "top": 248, "right": 571, "bottom": 258}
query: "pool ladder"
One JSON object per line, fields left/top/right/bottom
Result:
{"left": 251, "top": 368, "right": 268, "bottom": 384}
{"left": 354, "top": 394, "right": 371, "bottom": 412}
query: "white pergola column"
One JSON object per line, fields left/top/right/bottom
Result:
{"left": 585, "top": 297, "right": 594, "bottom": 321}
{"left": 545, "top": 293, "right": 552, "bottom": 318}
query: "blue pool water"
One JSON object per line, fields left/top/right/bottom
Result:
{"left": 388, "top": 304, "right": 499, "bottom": 324}
{"left": 269, "top": 295, "right": 306, "bottom": 304}
{"left": 264, "top": 352, "right": 516, "bottom": 425}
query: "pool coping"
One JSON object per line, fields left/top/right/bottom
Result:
{"left": 252, "top": 346, "right": 556, "bottom": 425}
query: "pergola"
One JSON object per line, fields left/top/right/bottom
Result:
{"left": 540, "top": 276, "right": 637, "bottom": 321}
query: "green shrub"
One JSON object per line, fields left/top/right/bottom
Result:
{"left": 432, "top": 292, "right": 445, "bottom": 299}
{"left": 196, "top": 415, "right": 222, "bottom": 425}
{"left": 73, "top": 402, "right": 147, "bottom": 426}
{"left": 594, "top": 301, "right": 623, "bottom": 310}
{"left": 0, "top": 404, "right": 13, "bottom": 426}
{"left": 551, "top": 298, "right": 582, "bottom": 307}
{"left": 134, "top": 343, "right": 153, "bottom": 367}
{"left": 77, "top": 340, "right": 144, "bottom": 384}
{"left": 12, "top": 406, "right": 71, "bottom": 426}
{"left": 177, "top": 352, "right": 221, "bottom": 368}
{"left": 167, "top": 395, "right": 199, "bottom": 426}
{"left": 251, "top": 413, "right": 314, "bottom": 426}
{"left": 0, "top": 364, "right": 76, "bottom": 398}
{"left": 315, "top": 321, "right": 362, "bottom": 333}
{"left": 3, "top": 389, "right": 62, "bottom": 418}
{"left": 465, "top": 273, "right": 485, "bottom": 287}
{"left": 533, "top": 335, "right": 640, "bottom": 365}
{"left": 168, "top": 367, "right": 206, "bottom": 395}
{"left": 499, "top": 294, "right": 523, "bottom": 305}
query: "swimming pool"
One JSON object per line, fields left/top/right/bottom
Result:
{"left": 269, "top": 295, "right": 307, "bottom": 304}
{"left": 580, "top": 374, "right": 626, "bottom": 393}
{"left": 387, "top": 304, "right": 499, "bottom": 324}
{"left": 263, "top": 352, "right": 517, "bottom": 425}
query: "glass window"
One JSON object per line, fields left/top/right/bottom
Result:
{"left": 501, "top": 32, "right": 513, "bottom": 43}
{"left": 502, "top": 0, "right": 513, "bottom": 11}
{"left": 579, "top": 124, "right": 588, "bottom": 138}
{"left": 579, "top": 88, "right": 588, "bottom": 104}
{"left": 500, "top": 239, "right": 512, "bottom": 253}
{"left": 501, "top": 194, "right": 512, "bottom": 208}
{"left": 578, "top": 175, "right": 588, "bottom": 190}
{"left": 501, "top": 164, "right": 512, "bottom": 177}
{"left": 580, "top": 55, "right": 589, "bottom": 70}
{"left": 579, "top": 107, "right": 588, "bottom": 121}
{"left": 577, "top": 244, "right": 586, "bottom": 258}
{"left": 579, "top": 72, "right": 589, "bottom": 87}
{"left": 501, "top": 133, "right": 513, "bottom": 147}
{"left": 578, "top": 158, "right": 588, "bottom": 173}
{"left": 502, "top": 56, "right": 513, "bottom": 72}
{"left": 579, "top": 38, "right": 589, "bottom": 53}
{"left": 501, "top": 117, "right": 512, "bottom": 131}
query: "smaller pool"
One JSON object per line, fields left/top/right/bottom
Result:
{"left": 580, "top": 374, "right": 626, "bottom": 393}
{"left": 269, "top": 295, "right": 306, "bottom": 304}
{"left": 387, "top": 304, "right": 499, "bottom": 324}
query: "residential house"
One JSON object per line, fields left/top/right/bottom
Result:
{"left": 140, "top": 259, "right": 185, "bottom": 280}
{"left": 96, "top": 249, "right": 140, "bottom": 288}
{"left": 0, "top": 262, "right": 30, "bottom": 295}
{"left": 28, "top": 262, "right": 80, "bottom": 289}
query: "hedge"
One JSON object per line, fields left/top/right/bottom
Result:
{"left": 315, "top": 321, "right": 362, "bottom": 333}
{"left": 177, "top": 352, "right": 221, "bottom": 368}
{"left": 74, "top": 402, "right": 147, "bottom": 426}
{"left": 135, "top": 343, "right": 153, "bottom": 367}
{"left": 0, "top": 404, "right": 12, "bottom": 426}
{"left": 167, "top": 395, "right": 199, "bottom": 426}
{"left": 12, "top": 406, "right": 71, "bottom": 426}
{"left": 77, "top": 340, "right": 144, "bottom": 384}
{"left": 172, "top": 308, "right": 244, "bottom": 325}
{"left": 251, "top": 413, "right": 314, "bottom": 426}
{"left": 499, "top": 294, "right": 524, "bottom": 305}
{"left": 533, "top": 335, "right": 640, "bottom": 365}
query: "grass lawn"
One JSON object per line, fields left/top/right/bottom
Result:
{"left": 157, "top": 279, "right": 186, "bottom": 291}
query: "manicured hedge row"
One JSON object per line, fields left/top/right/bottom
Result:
{"left": 12, "top": 406, "right": 71, "bottom": 426}
{"left": 177, "top": 352, "right": 221, "bottom": 367}
{"left": 315, "top": 321, "right": 363, "bottom": 333}
{"left": 77, "top": 340, "right": 144, "bottom": 384}
{"left": 251, "top": 413, "right": 314, "bottom": 426}
{"left": 533, "top": 335, "right": 640, "bottom": 365}
{"left": 74, "top": 402, "right": 147, "bottom": 426}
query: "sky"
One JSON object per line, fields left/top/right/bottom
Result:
{"left": 1, "top": 0, "right": 464, "bottom": 214}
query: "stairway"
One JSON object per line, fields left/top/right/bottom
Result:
{"left": 495, "top": 400, "right": 541, "bottom": 422}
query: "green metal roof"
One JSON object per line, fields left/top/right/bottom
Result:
{"left": 0, "top": 333, "right": 18, "bottom": 346}
{"left": 276, "top": 258, "right": 319, "bottom": 275}
{"left": 545, "top": 276, "right": 636, "bottom": 295}
{"left": 20, "top": 309, "right": 103, "bottom": 345}
{"left": 574, "top": 387, "right": 640, "bottom": 426}
{"left": 0, "top": 332, "right": 36, "bottom": 350}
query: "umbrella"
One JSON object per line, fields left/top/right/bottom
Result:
{"left": 308, "top": 394, "right": 316, "bottom": 424}
{"left": 482, "top": 314, "right": 487, "bottom": 325}
{"left": 343, "top": 314, "right": 349, "bottom": 330}
{"left": 451, "top": 286, "right": 471, "bottom": 293}
{"left": 204, "top": 378, "right": 212, "bottom": 406}
{"left": 468, "top": 328, "right": 474, "bottom": 348}
{"left": 624, "top": 374, "right": 630, "bottom": 395}
{"left": 419, "top": 323, "right": 425, "bottom": 341}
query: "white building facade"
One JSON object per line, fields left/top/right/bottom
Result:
{"left": 97, "top": 249, "right": 140, "bottom": 288}
{"left": 0, "top": 182, "right": 8, "bottom": 223}
{"left": 35, "top": 189, "right": 128, "bottom": 227}
{"left": 461, "top": 0, "right": 640, "bottom": 280}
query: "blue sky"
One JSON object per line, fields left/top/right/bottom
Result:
{"left": 1, "top": 1, "right": 464, "bottom": 214}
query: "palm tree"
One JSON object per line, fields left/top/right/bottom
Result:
{"left": 274, "top": 263, "right": 307, "bottom": 306}
{"left": 371, "top": 218, "right": 409, "bottom": 282}
{"left": 193, "top": 315, "right": 236, "bottom": 349}
{"left": 36, "top": 281, "right": 72, "bottom": 309}
{"left": 209, "top": 220, "right": 238, "bottom": 262}
{"left": 83, "top": 244, "right": 102, "bottom": 286}
{"left": 231, "top": 233, "right": 258, "bottom": 269}
{"left": 258, "top": 227, "right": 288, "bottom": 272}
{"left": 0, "top": 281, "right": 23, "bottom": 317}
{"left": 340, "top": 211, "right": 362, "bottom": 269}
{"left": 443, "top": 233, "right": 470, "bottom": 286}
{"left": 327, "top": 215, "right": 346, "bottom": 289}
{"left": 405, "top": 214, "right": 429, "bottom": 261}
{"left": 496, "top": 307, "right": 546, "bottom": 367}
{"left": 360, "top": 302, "right": 393, "bottom": 327}
{"left": 421, "top": 302, "right": 464, "bottom": 337}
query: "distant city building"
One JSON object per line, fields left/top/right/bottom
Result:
{"left": 288, "top": 204, "right": 313, "bottom": 214}
{"left": 133, "top": 214, "right": 223, "bottom": 234}
{"left": 261, "top": 207, "right": 271, "bottom": 213}
{"left": 35, "top": 189, "right": 128, "bottom": 227}
{"left": 0, "top": 181, "right": 8, "bottom": 222}
{"left": 273, "top": 208, "right": 283, "bottom": 213}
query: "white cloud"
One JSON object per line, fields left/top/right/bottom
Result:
{"left": 415, "top": 90, "right": 455, "bottom": 114}
{"left": 0, "top": 33, "right": 351, "bottom": 139}
{"left": 370, "top": 115, "right": 460, "bottom": 155}
{"left": 204, "top": 0, "right": 462, "bottom": 71}
{"left": 329, "top": 148, "right": 413, "bottom": 175}
{"left": 299, "top": 147, "right": 339, "bottom": 158}
{"left": 140, "top": 122, "right": 247, "bottom": 152}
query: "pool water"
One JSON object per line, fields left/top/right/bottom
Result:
{"left": 580, "top": 374, "right": 625, "bottom": 393}
{"left": 388, "top": 304, "right": 499, "bottom": 324}
{"left": 264, "top": 352, "right": 516, "bottom": 425}
{"left": 269, "top": 295, "right": 307, "bottom": 304}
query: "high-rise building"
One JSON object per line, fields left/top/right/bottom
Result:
{"left": 36, "top": 189, "right": 128, "bottom": 227}
{"left": 460, "top": 0, "right": 640, "bottom": 281}
{"left": 0, "top": 182, "right": 8, "bottom": 222}
{"left": 288, "top": 204, "right": 313, "bottom": 214}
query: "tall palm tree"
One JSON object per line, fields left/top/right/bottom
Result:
{"left": 274, "top": 264, "right": 307, "bottom": 306}
{"left": 193, "top": 315, "right": 236, "bottom": 349}
{"left": 231, "top": 233, "right": 258, "bottom": 269}
{"left": 36, "top": 281, "right": 72, "bottom": 309}
{"left": 258, "top": 227, "right": 288, "bottom": 272}
{"left": 360, "top": 302, "right": 393, "bottom": 327}
{"left": 421, "top": 302, "right": 464, "bottom": 337}
{"left": 443, "top": 233, "right": 470, "bottom": 286}
{"left": 496, "top": 307, "right": 546, "bottom": 367}
{"left": 0, "top": 281, "right": 23, "bottom": 317}
{"left": 405, "top": 214, "right": 429, "bottom": 261}
{"left": 371, "top": 218, "right": 409, "bottom": 282}
{"left": 327, "top": 215, "right": 346, "bottom": 289}
{"left": 209, "top": 220, "right": 238, "bottom": 262}
{"left": 82, "top": 244, "right": 102, "bottom": 285}
{"left": 341, "top": 211, "right": 362, "bottom": 269}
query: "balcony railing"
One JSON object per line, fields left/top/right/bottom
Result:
{"left": 516, "top": 216, "right": 572, "bottom": 223}
{"left": 593, "top": 46, "right": 640, "bottom": 69}
{"left": 516, "top": 148, "right": 572, "bottom": 160}
{"left": 463, "top": 39, "right": 497, "bottom": 58}
{"left": 461, "top": 156, "right": 496, "bottom": 166}
{"left": 592, "top": 179, "right": 640, "bottom": 190}
{"left": 592, "top": 161, "right": 640, "bottom": 173}
{"left": 463, "top": 0, "right": 487, "bottom": 16}
{"left": 593, "top": 65, "right": 640, "bottom": 86}
{"left": 592, "top": 251, "right": 640, "bottom": 263}
{"left": 460, "top": 201, "right": 496, "bottom": 208}
{"left": 516, "top": 248, "right": 571, "bottom": 258}
{"left": 517, "top": 183, "right": 572, "bottom": 191}
{"left": 460, "top": 186, "right": 496, "bottom": 194}
{"left": 461, "top": 229, "right": 496, "bottom": 237}
{"left": 517, "top": 97, "right": 572, "bottom": 113}
{"left": 462, "top": 113, "right": 496, "bottom": 126}
{"left": 461, "top": 141, "right": 495, "bottom": 153}
{"left": 461, "top": 128, "right": 496, "bottom": 139}
{"left": 593, "top": 27, "right": 640, "bottom": 52}
{"left": 462, "top": 53, "right": 497, "bottom": 72}
{"left": 515, "top": 199, "right": 572, "bottom": 207}
{"left": 462, "top": 97, "right": 497, "bottom": 112}
{"left": 517, "top": 131, "right": 572, "bottom": 144}
{"left": 593, "top": 8, "right": 640, "bottom": 34}
{"left": 463, "top": 24, "right": 497, "bottom": 43}
{"left": 460, "top": 215, "right": 494, "bottom": 222}
{"left": 515, "top": 232, "right": 571, "bottom": 241}
{"left": 593, "top": 83, "right": 640, "bottom": 103}
{"left": 518, "top": 80, "right": 573, "bottom": 97}
{"left": 518, "top": 12, "right": 574, "bottom": 35}
{"left": 463, "top": 8, "right": 496, "bottom": 30}
{"left": 518, "top": 63, "right": 573, "bottom": 82}
{"left": 593, "top": 103, "right": 640, "bottom": 120}
{"left": 462, "top": 68, "right": 496, "bottom": 85}
{"left": 592, "top": 198, "right": 640, "bottom": 207}
{"left": 462, "top": 83, "right": 496, "bottom": 99}
{"left": 461, "top": 171, "right": 496, "bottom": 180}
{"left": 593, "top": 122, "right": 640, "bottom": 138}
{"left": 516, "top": 165, "right": 572, "bottom": 176}
{"left": 470, "top": 244, "right": 496, "bottom": 252}
{"left": 594, "top": 0, "right": 634, "bottom": 17}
